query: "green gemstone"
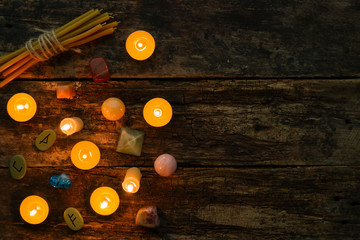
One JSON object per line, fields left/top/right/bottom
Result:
{"left": 116, "top": 128, "right": 144, "bottom": 156}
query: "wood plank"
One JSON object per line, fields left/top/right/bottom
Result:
{"left": 1, "top": 80, "right": 360, "bottom": 167}
{"left": 1, "top": 167, "right": 359, "bottom": 239}
{"left": 1, "top": 0, "right": 360, "bottom": 78}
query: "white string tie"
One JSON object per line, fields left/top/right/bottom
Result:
{"left": 25, "top": 29, "right": 67, "bottom": 61}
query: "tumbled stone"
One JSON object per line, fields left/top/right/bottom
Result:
{"left": 64, "top": 207, "right": 84, "bottom": 231}
{"left": 57, "top": 83, "right": 76, "bottom": 99}
{"left": 89, "top": 57, "right": 110, "bottom": 82}
{"left": 9, "top": 155, "right": 27, "bottom": 180}
{"left": 116, "top": 128, "right": 144, "bottom": 156}
{"left": 35, "top": 129, "right": 56, "bottom": 151}
{"left": 49, "top": 173, "right": 72, "bottom": 189}
{"left": 135, "top": 206, "right": 160, "bottom": 228}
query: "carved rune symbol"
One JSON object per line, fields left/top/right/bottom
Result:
{"left": 12, "top": 161, "right": 23, "bottom": 172}
{"left": 39, "top": 133, "right": 51, "bottom": 144}
{"left": 68, "top": 213, "right": 77, "bottom": 227}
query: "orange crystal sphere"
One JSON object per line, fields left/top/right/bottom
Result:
{"left": 126, "top": 30, "right": 155, "bottom": 60}
{"left": 101, "top": 97, "right": 125, "bottom": 121}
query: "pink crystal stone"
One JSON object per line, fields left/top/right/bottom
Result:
{"left": 135, "top": 206, "right": 160, "bottom": 228}
{"left": 89, "top": 57, "right": 110, "bottom": 82}
{"left": 154, "top": 154, "right": 177, "bottom": 177}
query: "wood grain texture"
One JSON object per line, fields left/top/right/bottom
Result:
{"left": 1, "top": 79, "right": 360, "bottom": 239}
{"left": 1, "top": 80, "right": 360, "bottom": 167}
{"left": 1, "top": 167, "right": 360, "bottom": 239}
{"left": 1, "top": 0, "right": 360, "bottom": 79}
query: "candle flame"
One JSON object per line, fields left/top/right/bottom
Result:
{"left": 61, "top": 123, "right": 71, "bottom": 131}
{"left": 153, "top": 108, "right": 162, "bottom": 117}
{"left": 30, "top": 209, "right": 37, "bottom": 216}
{"left": 82, "top": 154, "right": 88, "bottom": 159}
{"left": 100, "top": 197, "right": 111, "bottom": 209}
{"left": 127, "top": 183, "right": 134, "bottom": 192}
{"left": 16, "top": 103, "right": 30, "bottom": 110}
{"left": 135, "top": 38, "right": 146, "bottom": 51}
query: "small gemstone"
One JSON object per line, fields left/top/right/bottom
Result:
{"left": 154, "top": 154, "right": 177, "bottom": 177}
{"left": 89, "top": 57, "right": 110, "bottom": 82}
{"left": 49, "top": 173, "right": 72, "bottom": 189}
{"left": 135, "top": 206, "right": 160, "bottom": 228}
{"left": 57, "top": 83, "right": 76, "bottom": 99}
{"left": 116, "top": 128, "right": 144, "bottom": 156}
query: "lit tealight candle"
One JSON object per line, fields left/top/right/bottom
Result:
{"left": 60, "top": 117, "right": 83, "bottom": 136}
{"left": 126, "top": 30, "right": 155, "bottom": 60}
{"left": 143, "top": 98, "right": 172, "bottom": 127}
{"left": 101, "top": 97, "right": 125, "bottom": 121}
{"left": 71, "top": 141, "right": 100, "bottom": 170}
{"left": 122, "top": 167, "right": 142, "bottom": 193}
{"left": 7, "top": 93, "right": 37, "bottom": 122}
{"left": 20, "top": 195, "right": 49, "bottom": 224}
{"left": 90, "top": 187, "right": 119, "bottom": 215}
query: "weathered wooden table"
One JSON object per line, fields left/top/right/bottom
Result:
{"left": 1, "top": 0, "right": 360, "bottom": 239}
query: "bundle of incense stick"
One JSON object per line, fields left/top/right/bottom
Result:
{"left": 0, "top": 9, "right": 118, "bottom": 88}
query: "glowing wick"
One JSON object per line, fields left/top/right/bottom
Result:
{"left": 16, "top": 103, "right": 29, "bottom": 110}
{"left": 100, "top": 201, "right": 108, "bottom": 209}
{"left": 61, "top": 123, "right": 71, "bottom": 131}
{"left": 135, "top": 39, "right": 146, "bottom": 51}
{"left": 29, "top": 206, "right": 41, "bottom": 216}
{"left": 153, "top": 108, "right": 162, "bottom": 117}
{"left": 100, "top": 196, "right": 111, "bottom": 209}
{"left": 82, "top": 154, "right": 87, "bottom": 159}
{"left": 127, "top": 183, "right": 134, "bottom": 193}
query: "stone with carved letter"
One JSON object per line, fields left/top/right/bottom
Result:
{"left": 9, "top": 155, "right": 27, "bottom": 180}
{"left": 35, "top": 129, "right": 56, "bottom": 151}
{"left": 64, "top": 207, "right": 84, "bottom": 231}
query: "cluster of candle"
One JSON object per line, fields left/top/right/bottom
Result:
{"left": 8, "top": 29, "right": 178, "bottom": 228}
{"left": 8, "top": 93, "right": 176, "bottom": 225}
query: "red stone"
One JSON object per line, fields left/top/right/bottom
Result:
{"left": 89, "top": 57, "right": 110, "bottom": 82}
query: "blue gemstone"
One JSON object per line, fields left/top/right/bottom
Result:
{"left": 49, "top": 173, "right": 72, "bottom": 189}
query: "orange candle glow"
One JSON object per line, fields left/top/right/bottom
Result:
{"left": 90, "top": 187, "right": 119, "bottom": 215}
{"left": 122, "top": 167, "right": 142, "bottom": 193}
{"left": 20, "top": 195, "right": 49, "bottom": 224}
{"left": 126, "top": 30, "right": 155, "bottom": 61}
{"left": 60, "top": 117, "right": 83, "bottom": 136}
{"left": 143, "top": 98, "right": 172, "bottom": 127}
{"left": 7, "top": 93, "right": 37, "bottom": 122}
{"left": 71, "top": 141, "right": 100, "bottom": 170}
